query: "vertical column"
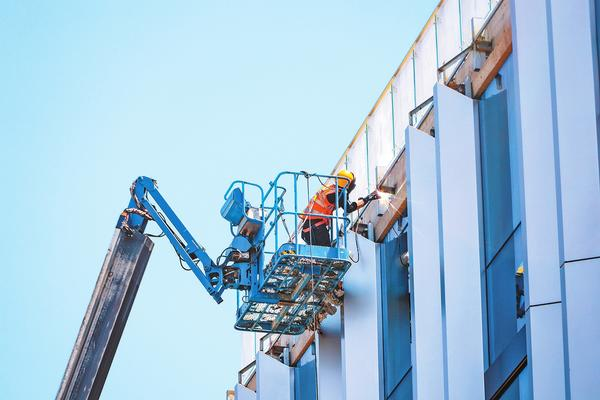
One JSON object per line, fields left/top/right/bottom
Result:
{"left": 255, "top": 352, "right": 293, "bottom": 400}
{"left": 548, "top": 0, "right": 600, "bottom": 397}
{"left": 548, "top": 0, "right": 600, "bottom": 262}
{"left": 560, "top": 259, "right": 600, "bottom": 399}
{"left": 510, "top": 0, "right": 567, "bottom": 398}
{"left": 405, "top": 126, "right": 445, "bottom": 400}
{"left": 433, "top": 83, "right": 486, "bottom": 400}
{"left": 341, "top": 232, "right": 383, "bottom": 400}
{"left": 316, "top": 313, "right": 342, "bottom": 400}
{"left": 235, "top": 384, "right": 256, "bottom": 400}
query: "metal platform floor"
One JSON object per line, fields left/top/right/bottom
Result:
{"left": 235, "top": 243, "right": 351, "bottom": 335}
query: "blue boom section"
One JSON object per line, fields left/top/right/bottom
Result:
{"left": 117, "top": 177, "right": 226, "bottom": 303}
{"left": 117, "top": 172, "right": 353, "bottom": 334}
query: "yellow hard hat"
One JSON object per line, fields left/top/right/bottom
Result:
{"left": 336, "top": 170, "right": 355, "bottom": 188}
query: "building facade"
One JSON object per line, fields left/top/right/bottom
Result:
{"left": 231, "top": 0, "right": 600, "bottom": 398}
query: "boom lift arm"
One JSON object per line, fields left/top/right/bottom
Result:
{"left": 117, "top": 176, "right": 225, "bottom": 303}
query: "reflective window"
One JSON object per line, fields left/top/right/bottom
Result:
{"left": 497, "top": 363, "right": 531, "bottom": 400}
{"left": 388, "top": 368, "right": 412, "bottom": 400}
{"left": 479, "top": 90, "right": 516, "bottom": 261}
{"left": 597, "top": 0, "right": 600, "bottom": 65}
{"left": 596, "top": 0, "right": 600, "bottom": 112}
{"left": 380, "top": 229, "right": 412, "bottom": 399}
{"left": 294, "top": 347, "right": 316, "bottom": 400}
{"left": 485, "top": 228, "right": 525, "bottom": 362}
{"left": 479, "top": 58, "right": 526, "bottom": 366}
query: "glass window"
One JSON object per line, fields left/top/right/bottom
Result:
{"left": 388, "top": 369, "right": 412, "bottom": 400}
{"left": 596, "top": 0, "right": 600, "bottom": 116}
{"left": 497, "top": 362, "right": 531, "bottom": 400}
{"left": 380, "top": 230, "right": 412, "bottom": 399}
{"left": 479, "top": 58, "right": 526, "bottom": 367}
{"left": 596, "top": 0, "right": 600, "bottom": 71}
{"left": 479, "top": 89, "right": 517, "bottom": 263}
{"left": 294, "top": 347, "right": 316, "bottom": 400}
{"left": 486, "top": 228, "right": 526, "bottom": 363}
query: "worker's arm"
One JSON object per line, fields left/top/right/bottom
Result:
{"left": 336, "top": 191, "right": 380, "bottom": 212}
{"left": 326, "top": 192, "right": 367, "bottom": 213}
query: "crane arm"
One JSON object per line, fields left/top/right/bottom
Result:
{"left": 117, "top": 176, "right": 224, "bottom": 304}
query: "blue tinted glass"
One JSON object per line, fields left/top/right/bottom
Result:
{"left": 498, "top": 363, "right": 531, "bottom": 400}
{"left": 380, "top": 232, "right": 411, "bottom": 399}
{"left": 479, "top": 90, "right": 515, "bottom": 263}
{"left": 597, "top": 0, "right": 600, "bottom": 85}
{"left": 294, "top": 349, "right": 316, "bottom": 399}
{"left": 388, "top": 369, "right": 412, "bottom": 400}
{"left": 486, "top": 228, "right": 525, "bottom": 363}
{"left": 479, "top": 60, "right": 527, "bottom": 368}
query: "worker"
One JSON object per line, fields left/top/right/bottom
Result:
{"left": 300, "top": 170, "right": 379, "bottom": 246}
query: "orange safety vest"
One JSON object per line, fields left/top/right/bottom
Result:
{"left": 301, "top": 184, "right": 339, "bottom": 228}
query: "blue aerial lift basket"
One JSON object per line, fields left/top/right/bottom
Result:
{"left": 235, "top": 243, "right": 351, "bottom": 334}
{"left": 119, "top": 171, "right": 354, "bottom": 335}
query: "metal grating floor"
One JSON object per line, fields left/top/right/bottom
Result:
{"left": 234, "top": 243, "right": 351, "bottom": 335}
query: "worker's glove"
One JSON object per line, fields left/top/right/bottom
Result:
{"left": 363, "top": 191, "right": 381, "bottom": 203}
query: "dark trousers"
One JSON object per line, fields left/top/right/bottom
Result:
{"left": 301, "top": 220, "right": 332, "bottom": 247}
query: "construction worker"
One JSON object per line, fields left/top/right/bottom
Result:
{"left": 300, "top": 170, "right": 379, "bottom": 247}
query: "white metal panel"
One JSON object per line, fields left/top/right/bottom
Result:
{"left": 367, "top": 90, "right": 395, "bottom": 179}
{"left": 548, "top": 0, "right": 600, "bottom": 263}
{"left": 561, "top": 258, "right": 600, "bottom": 399}
{"left": 341, "top": 232, "right": 383, "bottom": 400}
{"left": 365, "top": 121, "right": 378, "bottom": 194}
{"left": 240, "top": 332, "right": 261, "bottom": 369}
{"left": 434, "top": 83, "right": 485, "bottom": 400}
{"left": 329, "top": 0, "right": 496, "bottom": 192}
{"left": 345, "top": 132, "right": 369, "bottom": 198}
{"left": 406, "top": 126, "right": 445, "bottom": 400}
{"left": 510, "top": 1, "right": 568, "bottom": 397}
{"left": 510, "top": 0, "right": 563, "bottom": 306}
{"left": 235, "top": 383, "right": 257, "bottom": 400}
{"left": 316, "top": 312, "right": 343, "bottom": 400}
{"left": 392, "top": 62, "right": 416, "bottom": 150}
{"left": 460, "top": 0, "right": 493, "bottom": 49}
{"left": 414, "top": 24, "right": 438, "bottom": 106}
{"left": 526, "top": 303, "right": 566, "bottom": 400}
{"left": 255, "top": 352, "right": 293, "bottom": 400}
{"left": 436, "top": 0, "right": 462, "bottom": 66}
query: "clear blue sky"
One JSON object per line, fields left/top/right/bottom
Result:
{"left": 0, "top": 1, "right": 437, "bottom": 398}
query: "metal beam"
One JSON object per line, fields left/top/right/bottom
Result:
{"left": 57, "top": 229, "right": 154, "bottom": 400}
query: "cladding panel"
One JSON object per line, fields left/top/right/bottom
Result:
{"left": 548, "top": 0, "right": 600, "bottom": 262}
{"left": 434, "top": 83, "right": 486, "bottom": 400}
{"left": 316, "top": 313, "right": 343, "bottom": 400}
{"left": 255, "top": 352, "right": 293, "bottom": 400}
{"left": 341, "top": 232, "right": 383, "bottom": 400}
{"left": 405, "top": 127, "right": 445, "bottom": 400}
{"left": 561, "top": 258, "right": 600, "bottom": 399}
